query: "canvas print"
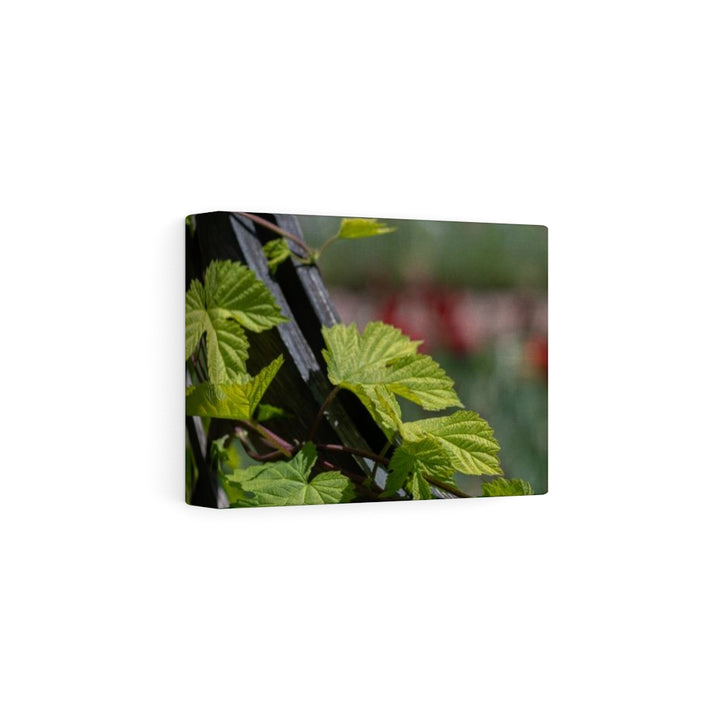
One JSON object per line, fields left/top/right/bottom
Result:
{"left": 186, "top": 212, "right": 548, "bottom": 508}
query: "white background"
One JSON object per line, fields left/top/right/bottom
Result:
{"left": 1, "top": 2, "right": 718, "bottom": 718}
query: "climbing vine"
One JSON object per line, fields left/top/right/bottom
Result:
{"left": 186, "top": 217, "right": 532, "bottom": 507}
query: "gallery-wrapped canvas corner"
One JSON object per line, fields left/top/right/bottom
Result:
{"left": 186, "top": 212, "right": 547, "bottom": 509}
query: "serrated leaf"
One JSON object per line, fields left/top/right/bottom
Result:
{"left": 186, "top": 277, "right": 250, "bottom": 383}
{"left": 482, "top": 477, "right": 533, "bottom": 497}
{"left": 384, "top": 437, "right": 455, "bottom": 499}
{"left": 382, "top": 354, "right": 463, "bottom": 410}
{"left": 300, "top": 472, "right": 356, "bottom": 504}
{"left": 221, "top": 476, "right": 260, "bottom": 508}
{"left": 203, "top": 260, "right": 287, "bottom": 333}
{"left": 409, "top": 473, "right": 435, "bottom": 500}
{"left": 263, "top": 238, "right": 292, "bottom": 272}
{"left": 225, "top": 442, "right": 355, "bottom": 507}
{"left": 185, "top": 260, "right": 286, "bottom": 383}
{"left": 186, "top": 356, "right": 284, "bottom": 420}
{"left": 322, "top": 322, "right": 461, "bottom": 435}
{"left": 324, "top": 322, "right": 420, "bottom": 373}
{"left": 337, "top": 218, "right": 395, "bottom": 239}
{"left": 206, "top": 315, "right": 251, "bottom": 384}
{"left": 400, "top": 410, "right": 502, "bottom": 476}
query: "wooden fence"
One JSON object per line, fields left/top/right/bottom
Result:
{"left": 186, "top": 211, "right": 391, "bottom": 508}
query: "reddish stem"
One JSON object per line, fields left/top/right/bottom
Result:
{"left": 308, "top": 387, "right": 340, "bottom": 442}
{"left": 315, "top": 442, "right": 390, "bottom": 467}
{"left": 233, "top": 212, "right": 313, "bottom": 258}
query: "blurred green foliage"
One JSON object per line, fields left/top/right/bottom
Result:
{"left": 394, "top": 346, "right": 548, "bottom": 495}
{"left": 298, "top": 215, "right": 547, "bottom": 290}
{"left": 446, "top": 348, "right": 548, "bottom": 495}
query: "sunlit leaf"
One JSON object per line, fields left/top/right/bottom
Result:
{"left": 263, "top": 238, "right": 292, "bottom": 273}
{"left": 337, "top": 218, "right": 395, "bottom": 239}
{"left": 322, "top": 322, "right": 461, "bottom": 436}
{"left": 401, "top": 410, "right": 502, "bottom": 477}
{"left": 225, "top": 443, "right": 355, "bottom": 507}
{"left": 186, "top": 356, "right": 284, "bottom": 420}
{"left": 185, "top": 260, "right": 286, "bottom": 383}
{"left": 255, "top": 403, "right": 290, "bottom": 422}
{"left": 384, "top": 437, "right": 455, "bottom": 499}
{"left": 482, "top": 477, "right": 533, "bottom": 497}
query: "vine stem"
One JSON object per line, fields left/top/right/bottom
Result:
{"left": 307, "top": 386, "right": 340, "bottom": 442}
{"left": 315, "top": 232, "right": 340, "bottom": 260}
{"left": 315, "top": 443, "right": 390, "bottom": 467}
{"left": 238, "top": 420, "right": 294, "bottom": 457}
{"left": 236, "top": 410, "right": 472, "bottom": 500}
{"left": 428, "top": 478, "right": 472, "bottom": 499}
{"left": 318, "top": 460, "right": 372, "bottom": 486}
{"left": 235, "top": 431, "right": 287, "bottom": 462}
{"left": 317, "top": 460, "right": 384, "bottom": 500}
{"left": 317, "top": 440, "right": 471, "bottom": 498}
{"left": 371, "top": 435, "right": 395, "bottom": 483}
{"left": 233, "top": 212, "right": 314, "bottom": 258}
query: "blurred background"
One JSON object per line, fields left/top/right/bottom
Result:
{"left": 297, "top": 215, "right": 548, "bottom": 495}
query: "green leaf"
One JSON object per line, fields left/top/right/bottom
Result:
{"left": 225, "top": 442, "right": 355, "bottom": 507}
{"left": 186, "top": 356, "right": 284, "bottom": 420}
{"left": 208, "top": 435, "right": 242, "bottom": 475}
{"left": 382, "top": 354, "right": 463, "bottom": 410}
{"left": 322, "top": 322, "right": 462, "bottom": 435}
{"left": 384, "top": 437, "right": 455, "bottom": 499}
{"left": 209, "top": 435, "right": 230, "bottom": 470}
{"left": 221, "top": 476, "right": 260, "bottom": 508}
{"left": 349, "top": 385, "right": 403, "bottom": 436}
{"left": 400, "top": 410, "right": 502, "bottom": 476}
{"left": 186, "top": 278, "right": 251, "bottom": 380}
{"left": 337, "top": 218, "right": 395, "bottom": 239}
{"left": 263, "top": 238, "right": 292, "bottom": 273}
{"left": 408, "top": 473, "right": 435, "bottom": 500}
{"left": 255, "top": 403, "right": 290, "bottom": 422}
{"left": 206, "top": 436, "right": 252, "bottom": 506}
{"left": 223, "top": 439, "right": 243, "bottom": 473}
{"left": 203, "top": 260, "right": 287, "bottom": 333}
{"left": 482, "top": 477, "right": 533, "bottom": 497}
{"left": 324, "top": 321, "right": 420, "bottom": 371}
{"left": 185, "top": 260, "right": 286, "bottom": 383}
{"left": 300, "top": 471, "right": 356, "bottom": 504}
